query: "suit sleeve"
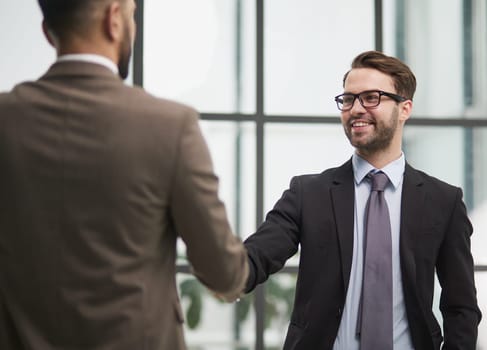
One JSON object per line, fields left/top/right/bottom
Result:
{"left": 169, "top": 109, "right": 248, "bottom": 302}
{"left": 436, "top": 188, "right": 482, "bottom": 349}
{"left": 244, "top": 176, "right": 302, "bottom": 293}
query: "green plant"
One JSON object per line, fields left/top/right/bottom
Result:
{"left": 179, "top": 275, "right": 296, "bottom": 330}
{"left": 179, "top": 278, "right": 204, "bottom": 329}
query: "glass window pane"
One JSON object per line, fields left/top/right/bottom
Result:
{"left": 263, "top": 274, "right": 297, "bottom": 350}
{"left": 406, "top": 0, "right": 463, "bottom": 118}
{"left": 404, "top": 126, "right": 487, "bottom": 265}
{"left": 201, "top": 121, "right": 256, "bottom": 238}
{"left": 143, "top": 0, "right": 256, "bottom": 113}
{"left": 0, "top": 1, "right": 54, "bottom": 91}
{"left": 469, "top": 127, "right": 487, "bottom": 266}
{"left": 386, "top": 0, "right": 487, "bottom": 118}
{"left": 177, "top": 121, "right": 256, "bottom": 260}
{"left": 0, "top": 2, "right": 136, "bottom": 90}
{"left": 467, "top": 0, "right": 487, "bottom": 118}
{"left": 404, "top": 126, "right": 466, "bottom": 189}
{"left": 177, "top": 274, "right": 255, "bottom": 349}
{"left": 265, "top": 0, "right": 375, "bottom": 116}
{"left": 264, "top": 123, "right": 353, "bottom": 212}
{"left": 475, "top": 272, "right": 487, "bottom": 348}
{"left": 264, "top": 123, "right": 353, "bottom": 266}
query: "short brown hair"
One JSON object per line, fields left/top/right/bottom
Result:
{"left": 342, "top": 50, "right": 417, "bottom": 100}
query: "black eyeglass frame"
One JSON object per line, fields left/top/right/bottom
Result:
{"left": 334, "top": 90, "right": 408, "bottom": 111}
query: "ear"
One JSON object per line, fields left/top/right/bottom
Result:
{"left": 42, "top": 20, "right": 56, "bottom": 48}
{"left": 399, "top": 99, "right": 413, "bottom": 123}
{"left": 103, "top": 1, "right": 123, "bottom": 42}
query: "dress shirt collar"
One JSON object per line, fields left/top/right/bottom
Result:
{"left": 352, "top": 152, "right": 405, "bottom": 190}
{"left": 57, "top": 54, "right": 118, "bottom": 75}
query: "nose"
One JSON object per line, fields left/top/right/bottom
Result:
{"left": 349, "top": 97, "right": 366, "bottom": 114}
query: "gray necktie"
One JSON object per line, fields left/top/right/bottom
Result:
{"left": 359, "top": 171, "right": 393, "bottom": 349}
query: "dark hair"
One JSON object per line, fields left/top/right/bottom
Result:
{"left": 342, "top": 50, "right": 417, "bottom": 100}
{"left": 37, "top": 0, "right": 113, "bottom": 39}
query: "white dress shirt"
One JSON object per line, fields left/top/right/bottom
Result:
{"left": 332, "top": 153, "right": 414, "bottom": 350}
{"left": 57, "top": 54, "right": 118, "bottom": 75}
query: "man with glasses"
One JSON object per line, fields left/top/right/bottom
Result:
{"left": 243, "top": 50, "right": 481, "bottom": 349}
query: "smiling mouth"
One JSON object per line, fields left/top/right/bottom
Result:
{"left": 351, "top": 120, "right": 373, "bottom": 128}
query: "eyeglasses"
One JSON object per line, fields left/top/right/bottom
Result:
{"left": 334, "top": 90, "right": 407, "bottom": 111}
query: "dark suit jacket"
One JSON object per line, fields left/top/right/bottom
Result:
{"left": 0, "top": 61, "right": 248, "bottom": 350}
{"left": 245, "top": 159, "right": 481, "bottom": 350}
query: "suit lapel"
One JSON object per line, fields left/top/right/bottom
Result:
{"left": 330, "top": 159, "right": 355, "bottom": 290}
{"left": 399, "top": 164, "right": 425, "bottom": 293}
{"left": 329, "top": 161, "right": 426, "bottom": 294}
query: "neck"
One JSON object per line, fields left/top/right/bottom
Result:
{"left": 56, "top": 36, "right": 118, "bottom": 66}
{"left": 356, "top": 147, "right": 402, "bottom": 169}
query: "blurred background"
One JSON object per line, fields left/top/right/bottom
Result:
{"left": 1, "top": 0, "right": 486, "bottom": 349}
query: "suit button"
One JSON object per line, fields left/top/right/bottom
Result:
{"left": 336, "top": 308, "right": 342, "bottom": 318}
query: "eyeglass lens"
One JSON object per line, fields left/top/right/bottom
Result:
{"left": 339, "top": 91, "right": 381, "bottom": 110}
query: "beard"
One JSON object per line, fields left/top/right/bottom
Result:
{"left": 344, "top": 106, "right": 399, "bottom": 154}
{"left": 118, "top": 25, "right": 132, "bottom": 80}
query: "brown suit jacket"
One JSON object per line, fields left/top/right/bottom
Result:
{"left": 0, "top": 61, "right": 248, "bottom": 350}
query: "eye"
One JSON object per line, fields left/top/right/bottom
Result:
{"left": 362, "top": 92, "right": 379, "bottom": 103}
{"left": 341, "top": 95, "right": 355, "bottom": 104}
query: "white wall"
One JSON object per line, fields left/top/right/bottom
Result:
{"left": 0, "top": 1, "right": 54, "bottom": 91}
